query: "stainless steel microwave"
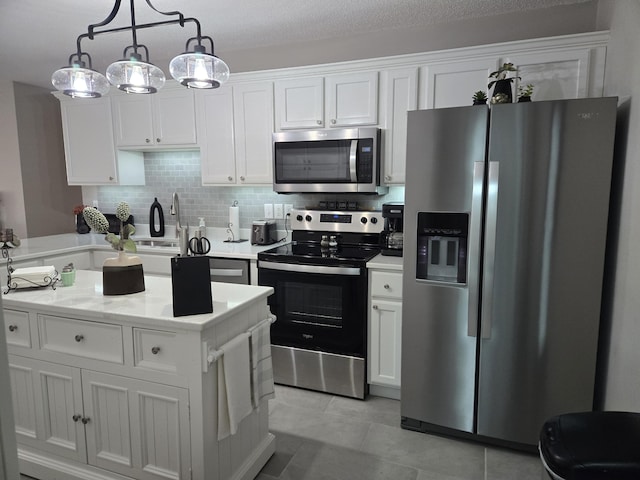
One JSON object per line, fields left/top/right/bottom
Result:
{"left": 272, "top": 127, "right": 387, "bottom": 194}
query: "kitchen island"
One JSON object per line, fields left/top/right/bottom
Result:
{"left": 2, "top": 270, "right": 275, "bottom": 480}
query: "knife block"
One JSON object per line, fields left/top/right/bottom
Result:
{"left": 171, "top": 255, "right": 213, "bottom": 317}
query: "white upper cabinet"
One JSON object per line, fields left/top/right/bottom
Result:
{"left": 274, "top": 71, "right": 378, "bottom": 130}
{"left": 197, "top": 81, "right": 274, "bottom": 185}
{"left": 57, "top": 95, "right": 119, "bottom": 185}
{"left": 111, "top": 87, "right": 197, "bottom": 148}
{"left": 381, "top": 67, "right": 418, "bottom": 185}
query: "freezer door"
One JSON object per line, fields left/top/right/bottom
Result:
{"left": 476, "top": 98, "right": 617, "bottom": 446}
{"left": 401, "top": 106, "right": 488, "bottom": 433}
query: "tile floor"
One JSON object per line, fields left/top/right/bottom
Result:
{"left": 20, "top": 385, "right": 547, "bottom": 480}
{"left": 259, "top": 385, "right": 547, "bottom": 480}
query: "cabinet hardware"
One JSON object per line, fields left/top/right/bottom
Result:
{"left": 109, "top": 176, "right": 114, "bottom": 181}
{"left": 331, "top": 119, "right": 337, "bottom": 124}
{"left": 75, "top": 334, "right": 84, "bottom": 342}
{"left": 317, "top": 120, "right": 322, "bottom": 125}
{"left": 145, "top": 138, "right": 151, "bottom": 143}
{"left": 156, "top": 138, "right": 161, "bottom": 143}
{"left": 72, "top": 414, "right": 82, "bottom": 422}
{"left": 240, "top": 176, "right": 245, "bottom": 181}
{"left": 385, "top": 175, "right": 391, "bottom": 181}
{"left": 151, "top": 346, "right": 160, "bottom": 355}
{"left": 81, "top": 417, "right": 90, "bottom": 425}
{"left": 373, "top": 305, "right": 379, "bottom": 309}
{"left": 384, "top": 284, "right": 390, "bottom": 289}
{"left": 8, "top": 324, "right": 17, "bottom": 332}
{"left": 228, "top": 176, "right": 233, "bottom": 181}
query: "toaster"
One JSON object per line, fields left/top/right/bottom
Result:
{"left": 251, "top": 220, "right": 277, "bottom": 245}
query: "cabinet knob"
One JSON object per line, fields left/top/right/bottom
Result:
{"left": 72, "top": 414, "right": 82, "bottom": 422}
{"left": 109, "top": 176, "right": 114, "bottom": 181}
{"left": 151, "top": 346, "right": 160, "bottom": 355}
{"left": 228, "top": 176, "right": 233, "bottom": 182}
{"left": 8, "top": 324, "right": 17, "bottom": 332}
{"left": 385, "top": 175, "right": 391, "bottom": 181}
{"left": 384, "top": 284, "right": 390, "bottom": 290}
{"left": 145, "top": 138, "right": 151, "bottom": 143}
{"left": 81, "top": 417, "right": 90, "bottom": 425}
{"left": 331, "top": 119, "right": 337, "bottom": 125}
{"left": 240, "top": 176, "right": 245, "bottom": 181}
{"left": 156, "top": 138, "right": 161, "bottom": 143}
{"left": 75, "top": 334, "right": 84, "bottom": 342}
{"left": 373, "top": 304, "right": 379, "bottom": 310}
{"left": 317, "top": 120, "right": 322, "bottom": 125}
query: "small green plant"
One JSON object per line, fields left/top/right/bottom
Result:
{"left": 518, "top": 83, "right": 534, "bottom": 98}
{"left": 82, "top": 202, "right": 137, "bottom": 253}
{"left": 472, "top": 90, "right": 487, "bottom": 102}
{"left": 488, "top": 62, "right": 521, "bottom": 89}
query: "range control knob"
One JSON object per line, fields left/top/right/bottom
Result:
{"left": 360, "top": 217, "right": 368, "bottom": 224}
{"left": 305, "top": 215, "right": 312, "bottom": 222}
{"left": 296, "top": 214, "right": 303, "bottom": 222}
{"left": 370, "top": 217, "right": 378, "bottom": 224}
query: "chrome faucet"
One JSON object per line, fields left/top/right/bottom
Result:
{"left": 170, "top": 192, "right": 184, "bottom": 238}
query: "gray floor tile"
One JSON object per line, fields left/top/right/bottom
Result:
{"left": 272, "top": 385, "right": 334, "bottom": 412}
{"left": 325, "top": 393, "right": 402, "bottom": 428}
{"left": 485, "top": 447, "right": 545, "bottom": 480}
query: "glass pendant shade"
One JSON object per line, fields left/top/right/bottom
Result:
{"left": 169, "top": 51, "right": 230, "bottom": 89}
{"left": 106, "top": 59, "right": 165, "bottom": 94}
{"left": 51, "top": 65, "right": 110, "bottom": 98}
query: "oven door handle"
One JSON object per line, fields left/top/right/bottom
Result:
{"left": 258, "top": 260, "right": 362, "bottom": 276}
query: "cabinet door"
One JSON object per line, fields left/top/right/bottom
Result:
{"left": 197, "top": 87, "right": 237, "bottom": 185}
{"left": 382, "top": 67, "right": 418, "bottom": 185}
{"left": 152, "top": 88, "right": 197, "bottom": 146}
{"left": 233, "top": 82, "right": 274, "bottom": 184}
{"left": 274, "top": 77, "right": 324, "bottom": 130}
{"left": 420, "top": 59, "right": 498, "bottom": 109}
{"left": 369, "top": 299, "right": 402, "bottom": 387}
{"left": 326, "top": 71, "right": 378, "bottom": 127}
{"left": 9, "top": 356, "right": 86, "bottom": 462}
{"left": 59, "top": 96, "right": 118, "bottom": 185}
{"left": 82, "top": 370, "right": 190, "bottom": 480}
{"left": 112, "top": 94, "right": 155, "bottom": 147}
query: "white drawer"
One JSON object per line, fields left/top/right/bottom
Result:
{"left": 133, "top": 328, "right": 178, "bottom": 372}
{"left": 38, "top": 315, "right": 123, "bottom": 363}
{"left": 370, "top": 271, "right": 403, "bottom": 299}
{"left": 4, "top": 309, "right": 31, "bottom": 348}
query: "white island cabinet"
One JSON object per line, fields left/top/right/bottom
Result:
{"left": 2, "top": 271, "right": 275, "bottom": 480}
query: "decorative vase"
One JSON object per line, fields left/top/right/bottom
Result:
{"left": 102, "top": 251, "right": 145, "bottom": 295}
{"left": 76, "top": 214, "right": 90, "bottom": 234}
{"left": 518, "top": 96, "right": 532, "bottom": 103}
{"left": 491, "top": 79, "right": 513, "bottom": 103}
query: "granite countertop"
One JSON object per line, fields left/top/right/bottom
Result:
{"left": 2, "top": 270, "right": 273, "bottom": 331}
{"left": 0, "top": 229, "right": 289, "bottom": 263}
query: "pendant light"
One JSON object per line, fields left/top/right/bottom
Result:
{"left": 51, "top": 0, "right": 230, "bottom": 98}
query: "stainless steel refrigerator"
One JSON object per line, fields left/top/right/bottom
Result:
{"left": 400, "top": 97, "right": 617, "bottom": 448}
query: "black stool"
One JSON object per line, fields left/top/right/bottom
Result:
{"left": 539, "top": 411, "right": 640, "bottom": 479}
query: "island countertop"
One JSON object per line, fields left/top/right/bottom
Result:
{"left": 2, "top": 270, "right": 274, "bottom": 331}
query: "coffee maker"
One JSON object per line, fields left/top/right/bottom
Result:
{"left": 380, "top": 202, "right": 404, "bottom": 256}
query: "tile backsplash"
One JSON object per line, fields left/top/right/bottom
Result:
{"left": 91, "top": 151, "right": 405, "bottom": 233}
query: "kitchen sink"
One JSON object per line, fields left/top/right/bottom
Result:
{"left": 134, "top": 239, "right": 179, "bottom": 248}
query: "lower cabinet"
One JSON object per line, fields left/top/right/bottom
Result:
{"left": 368, "top": 268, "right": 403, "bottom": 398}
{"left": 8, "top": 355, "right": 190, "bottom": 480}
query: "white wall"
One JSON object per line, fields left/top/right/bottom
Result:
{"left": 599, "top": 0, "right": 640, "bottom": 411}
{"left": 0, "top": 81, "right": 27, "bottom": 238}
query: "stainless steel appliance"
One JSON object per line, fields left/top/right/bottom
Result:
{"left": 380, "top": 202, "right": 404, "bottom": 256}
{"left": 251, "top": 220, "right": 277, "bottom": 245}
{"left": 272, "top": 128, "right": 387, "bottom": 194}
{"left": 401, "top": 98, "right": 618, "bottom": 448}
{"left": 258, "top": 208, "right": 383, "bottom": 399}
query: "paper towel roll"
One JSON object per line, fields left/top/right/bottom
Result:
{"left": 229, "top": 206, "right": 240, "bottom": 241}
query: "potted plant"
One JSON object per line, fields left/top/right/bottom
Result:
{"left": 518, "top": 83, "right": 534, "bottom": 102}
{"left": 472, "top": 90, "right": 488, "bottom": 105}
{"left": 488, "top": 62, "right": 520, "bottom": 103}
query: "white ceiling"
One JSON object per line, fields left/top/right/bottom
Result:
{"left": 0, "top": 0, "right": 591, "bottom": 89}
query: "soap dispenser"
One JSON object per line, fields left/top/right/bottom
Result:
{"left": 149, "top": 198, "right": 165, "bottom": 237}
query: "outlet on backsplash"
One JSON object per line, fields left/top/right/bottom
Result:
{"left": 264, "top": 203, "right": 274, "bottom": 219}
{"left": 274, "top": 204, "right": 283, "bottom": 219}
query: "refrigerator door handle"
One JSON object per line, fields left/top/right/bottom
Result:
{"left": 467, "top": 161, "right": 485, "bottom": 337}
{"left": 480, "top": 161, "right": 500, "bottom": 339}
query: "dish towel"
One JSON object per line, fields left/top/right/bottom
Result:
{"left": 249, "top": 318, "right": 276, "bottom": 408}
{"left": 217, "top": 332, "right": 253, "bottom": 440}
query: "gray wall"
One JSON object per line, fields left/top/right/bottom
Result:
{"left": 13, "top": 82, "right": 82, "bottom": 237}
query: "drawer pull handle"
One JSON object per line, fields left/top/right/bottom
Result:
{"left": 75, "top": 334, "right": 84, "bottom": 342}
{"left": 151, "top": 346, "right": 161, "bottom": 355}
{"left": 72, "top": 414, "right": 82, "bottom": 422}
{"left": 373, "top": 304, "right": 379, "bottom": 310}
{"left": 384, "top": 284, "right": 390, "bottom": 289}
{"left": 8, "top": 325, "right": 17, "bottom": 332}
{"left": 81, "top": 417, "right": 90, "bottom": 425}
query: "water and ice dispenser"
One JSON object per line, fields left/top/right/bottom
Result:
{"left": 416, "top": 212, "right": 468, "bottom": 284}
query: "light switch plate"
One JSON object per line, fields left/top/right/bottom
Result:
{"left": 274, "top": 204, "right": 283, "bottom": 219}
{"left": 264, "top": 203, "right": 274, "bottom": 219}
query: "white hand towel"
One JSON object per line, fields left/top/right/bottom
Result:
{"left": 217, "top": 332, "right": 252, "bottom": 440}
{"left": 249, "top": 318, "right": 275, "bottom": 408}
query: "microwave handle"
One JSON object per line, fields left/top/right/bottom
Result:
{"left": 349, "top": 140, "right": 358, "bottom": 182}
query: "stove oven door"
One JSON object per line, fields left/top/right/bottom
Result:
{"left": 258, "top": 261, "right": 367, "bottom": 357}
